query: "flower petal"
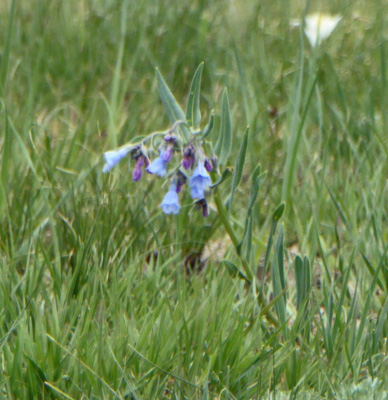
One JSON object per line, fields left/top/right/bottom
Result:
{"left": 147, "top": 157, "right": 167, "bottom": 176}
{"left": 160, "top": 185, "right": 181, "bottom": 215}
{"left": 102, "top": 146, "right": 131, "bottom": 172}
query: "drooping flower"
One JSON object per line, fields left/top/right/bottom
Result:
{"left": 189, "top": 162, "right": 212, "bottom": 199}
{"left": 102, "top": 146, "right": 132, "bottom": 173}
{"left": 160, "top": 183, "right": 180, "bottom": 215}
{"left": 304, "top": 13, "right": 341, "bottom": 47}
{"left": 147, "top": 149, "right": 170, "bottom": 176}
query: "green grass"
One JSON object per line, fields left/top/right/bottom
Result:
{"left": 1, "top": 0, "right": 388, "bottom": 398}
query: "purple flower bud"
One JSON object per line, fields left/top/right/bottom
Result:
{"left": 132, "top": 165, "right": 143, "bottom": 182}
{"left": 162, "top": 147, "right": 173, "bottom": 162}
{"left": 182, "top": 155, "right": 194, "bottom": 170}
{"left": 164, "top": 134, "right": 177, "bottom": 142}
{"left": 176, "top": 171, "right": 187, "bottom": 193}
{"left": 183, "top": 144, "right": 194, "bottom": 157}
{"left": 204, "top": 158, "right": 213, "bottom": 172}
{"left": 137, "top": 156, "right": 146, "bottom": 167}
{"left": 196, "top": 199, "right": 209, "bottom": 218}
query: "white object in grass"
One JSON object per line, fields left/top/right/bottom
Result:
{"left": 304, "top": 13, "right": 342, "bottom": 47}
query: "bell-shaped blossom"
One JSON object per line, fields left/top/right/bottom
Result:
{"left": 147, "top": 150, "right": 170, "bottom": 176}
{"left": 304, "top": 13, "right": 341, "bottom": 47}
{"left": 189, "top": 162, "right": 212, "bottom": 199}
{"left": 160, "top": 183, "right": 180, "bottom": 215}
{"left": 102, "top": 146, "right": 131, "bottom": 173}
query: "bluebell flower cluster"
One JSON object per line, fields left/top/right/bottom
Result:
{"left": 102, "top": 122, "right": 214, "bottom": 217}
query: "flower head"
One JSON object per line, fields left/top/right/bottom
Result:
{"left": 304, "top": 13, "right": 341, "bottom": 47}
{"left": 102, "top": 146, "right": 131, "bottom": 173}
{"left": 160, "top": 183, "right": 180, "bottom": 215}
{"left": 189, "top": 162, "right": 212, "bottom": 199}
{"left": 147, "top": 149, "right": 170, "bottom": 176}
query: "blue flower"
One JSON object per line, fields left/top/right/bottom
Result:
{"left": 147, "top": 150, "right": 169, "bottom": 176}
{"left": 189, "top": 162, "right": 212, "bottom": 199}
{"left": 160, "top": 183, "right": 180, "bottom": 215}
{"left": 102, "top": 146, "right": 131, "bottom": 173}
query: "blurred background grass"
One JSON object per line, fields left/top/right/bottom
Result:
{"left": 1, "top": 0, "right": 388, "bottom": 398}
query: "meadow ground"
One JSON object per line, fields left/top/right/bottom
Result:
{"left": 1, "top": 0, "right": 388, "bottom": 398}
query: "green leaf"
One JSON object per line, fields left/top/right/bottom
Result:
{"left": 185, "top": 62, "right": 204, "bottom": 129}
{"left": 247, "top": 173, "right": 265, "bottom": 214}
{"left": 1, "top": 111, "right": 11, "bottom": 195}
{"left": 227, "top": 127, "right": 249, "bottom": 211}
{"left": 210, "top": 167, "right": 232, "bottom": 188}
{"left": 272, "top": 203, "right": 285, "bottom": 222}
{"left": 223, "top": 260, "right": 250, "bottom": 283}
{"left": 294, "top": 255, "right": 310, "bottom": 310}
{"left": 237, "top": 170, "right": 266, "bottom": 256}
{"left": 374, "top": 293, "right": 388, "bottom": 353}
{"left": 251, "top": 164, "right": 261, "bottom": 185}
{"left": 244, "top": 214, "right": 253, "bottom": 263}
{"left": 215, "top": 88, "right": 232, "bottom": 166}
{"left": 0, "top": 0, "right": 16, "bottom": 93}
{"left": 294, "top": 256, "right": 303, "bottom": 309}
{"left": 260, "top": 203, "right": 285, "bottom": 293}
{"left": 156, "top": 68, "right": 190, "bottom": 141}
{"left": 272, "top": 225, "right": 286, "bottom": 323}
{"left": 201, "top": 112, "right": 214, "bottom": 139}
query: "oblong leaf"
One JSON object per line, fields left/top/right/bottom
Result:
{"left": 227, "top": 127, "right": 249, "bottom": 211}
{"left": 185, "top": 62, "right": 204, "bottom": 129}
{"left": 156, "top": 68, "right": 190, "bottom": 141}
{"left": 215, "top": 88, "right": 232, "bottom": 166}
{"left": 201, "top": 112, "right": 214, "bottom": 139}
